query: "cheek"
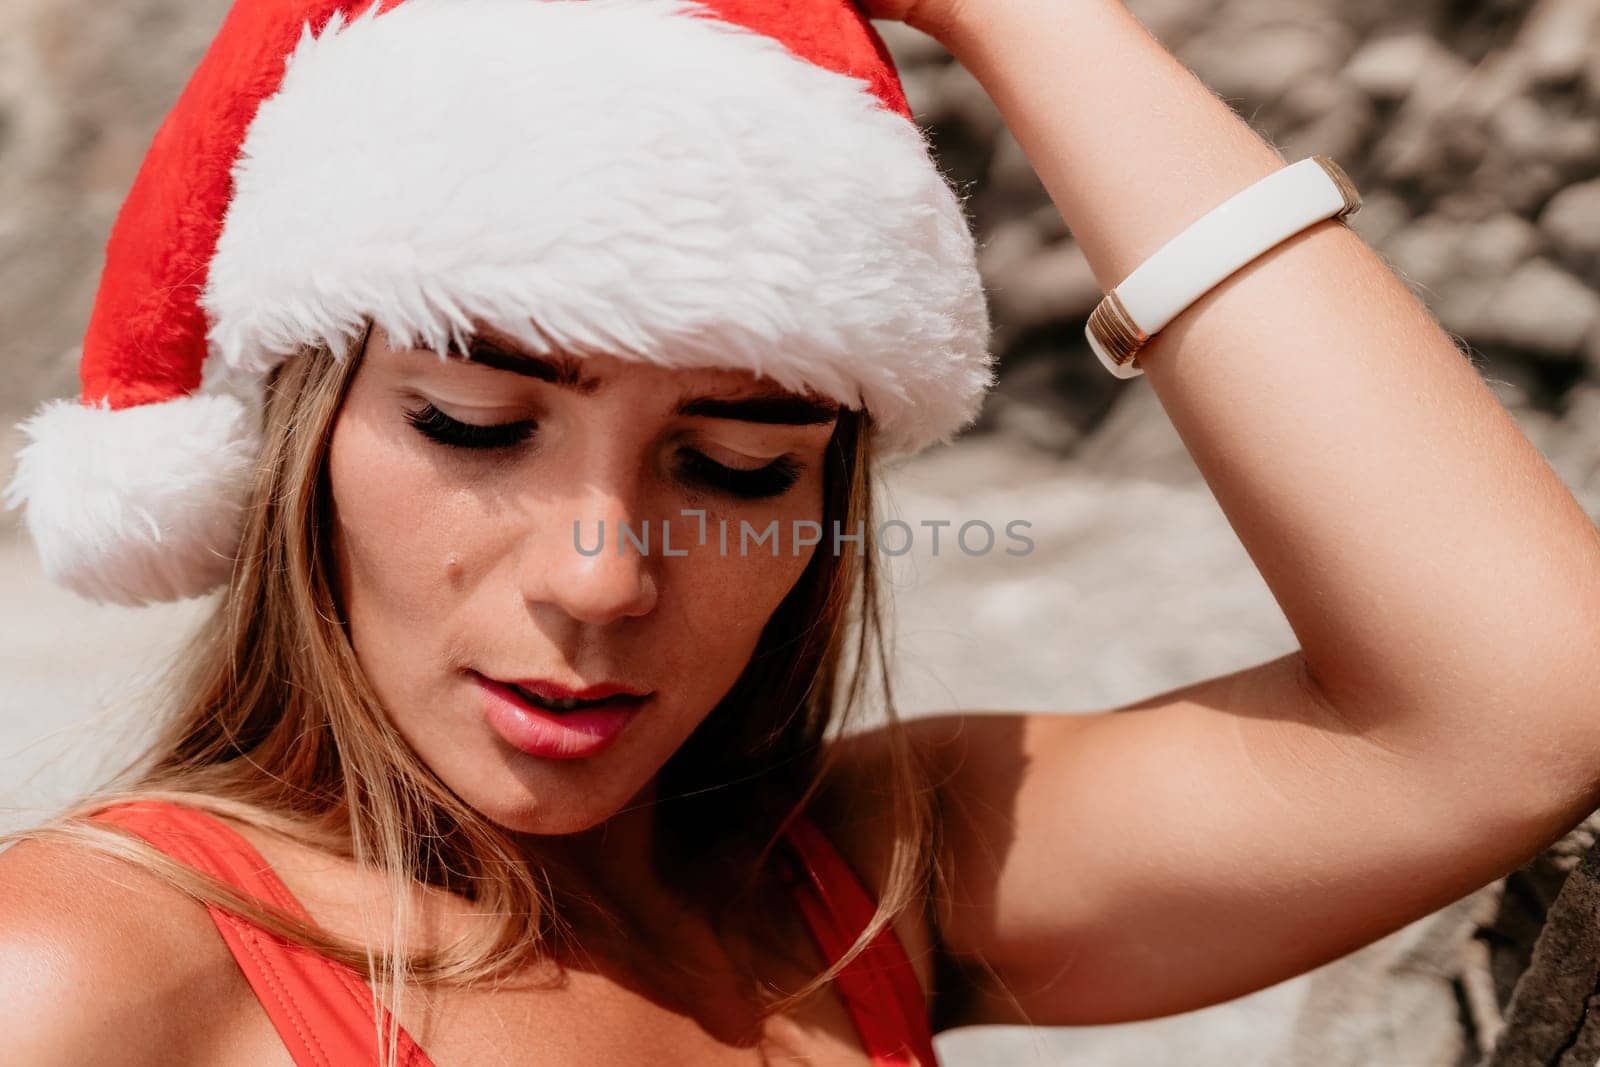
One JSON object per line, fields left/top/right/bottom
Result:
{"left": 327, "top": 408, "right": 473, "bottom": 652}
{"left": 663, "top": 492, "right": 826, "bottom": 676}
{"left": 676, "top": 548, "right": 800, "bottom": 647}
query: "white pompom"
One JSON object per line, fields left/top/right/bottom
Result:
{"left": 3, "top": 392, "right": 262, "bottom": 606}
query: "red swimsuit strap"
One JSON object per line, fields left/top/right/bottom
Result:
{"left": 88, "top": 799, "right": 934, "bottom": 1065}
{"left": 90, "top": 800, "right": 432, "bottom": 1067}
{"left": 781, "top": 813, "right": 939, "bottom": 1067}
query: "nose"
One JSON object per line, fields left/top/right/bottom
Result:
{"left": 521, "top": 486, "right": 660, "bottom": 627}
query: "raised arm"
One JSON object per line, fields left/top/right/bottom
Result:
{"left": 873, "top": 0, "right": 1600, "bottom": 1028}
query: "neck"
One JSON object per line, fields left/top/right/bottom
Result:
{"left": 517, "top": 778, "right": 684, "bottom": 931}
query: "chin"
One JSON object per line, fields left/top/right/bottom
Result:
{"left": 448, "top": 767, "right": 635, "bottom": 838}
{"left": 479, "top": 802, "right": 614, "bottom": 838}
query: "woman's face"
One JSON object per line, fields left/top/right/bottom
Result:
{"left": 326, "top": 326, "right": 838, "bottom": 836}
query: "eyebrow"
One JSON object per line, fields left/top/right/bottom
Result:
{"left": 445, "top": 336, "right": 840, "bottom": 427}
{"left": 447, "top": 339, "right": 601, "bottom": 393}
{"left": 675, "top": 392, "right": 840, "bottom": 426}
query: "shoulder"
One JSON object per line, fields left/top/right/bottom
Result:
{"left": 0, "top": 829, "right": 251, "bottom": 1064}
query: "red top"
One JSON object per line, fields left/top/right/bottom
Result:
{"left": 90, "top": 800, "right": 938, "bottom": 1066}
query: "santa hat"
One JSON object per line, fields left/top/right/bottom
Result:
{"left": 3, "top": 0, "right": 993, "bottom": 607}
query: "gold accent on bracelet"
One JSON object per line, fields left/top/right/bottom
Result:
{"left": 1313, "top": 155, "right": 1363, "bottom": 219}
{"left": 1086, "top": 289, "right": 1148, "bottom": 368}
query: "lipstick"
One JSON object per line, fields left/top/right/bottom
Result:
{"left": 473, "top": 673, "right": 650, "bottom": 760}
{"left": 506, "top": 678, "right": 649, "bottom": 704}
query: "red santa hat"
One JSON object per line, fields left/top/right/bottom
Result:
{"left": 3, "top": 0, "right": 993, "bottom": 607}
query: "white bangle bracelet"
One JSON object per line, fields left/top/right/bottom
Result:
{"left": 1085, "top": 155, "right": 1362, "bottom": 379}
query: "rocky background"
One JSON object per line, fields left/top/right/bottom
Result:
{"left": 3, "top": 1, "right": 1598, "bottom": 1064}
{"left": 883, "top": 0, "right": 1600, "bottom": 451}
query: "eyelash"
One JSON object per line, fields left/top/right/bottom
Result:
{"left": 675, "top": 447, "right": 802, "bottom": 500}
{"left": 403, "top": 402, "right": 535, "bottom": 450}
{"left": 401, "top": 402, "right": 803, "bottom": 501}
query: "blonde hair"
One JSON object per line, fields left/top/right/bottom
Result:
{"left": 4, "top": 327, "right": 940, "bottom": 1063}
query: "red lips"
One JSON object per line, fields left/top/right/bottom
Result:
{"left": 505, "top": 678, "right": 651, "bottom": 702}
{"left": 474, "top": 673, "right": 650, "bottom": 760}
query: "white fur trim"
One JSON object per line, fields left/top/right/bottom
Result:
{"left": 201, "top": 0, "right": 993, "bottom": 457}
{"left": 2, "top": 393, "right": 261, "bottom": 606}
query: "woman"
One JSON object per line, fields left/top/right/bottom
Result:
{"left": 4, "top": 0, "right": 1598, "bottom": 1064}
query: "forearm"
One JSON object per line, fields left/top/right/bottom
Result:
{"left": 940, "top": 3, "right": 1600, "bottom": 757}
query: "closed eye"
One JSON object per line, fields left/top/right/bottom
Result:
{"left": 403, "top": 402, "right": 804, "bottom": 500}
{"left": 674, "top": 448, "right": 802, "bottom": 501}
{"left": 403, "top": 402, "right": 535, "bottom": 450}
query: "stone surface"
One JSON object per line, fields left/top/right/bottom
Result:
{"left": 1540, "top": 178, "right": 1600, "bottom": 263}
{"left": 1482, "top": 258, "right": 1600, "bottom": 358}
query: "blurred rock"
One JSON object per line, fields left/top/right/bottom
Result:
{"left": 1348, "top": 188, "right": 1412, "bottom": 247}
{"left": 985, "top": 128, "right": 1045, "bottom": 213}
{"left": 1287, "top": 884, "right": 1500, "bottom": 1067}
{"left": 1541, "top": 117, "right": 1600, "bottom": 172}
{"left": 1541, "top": 381, "right": 1600, "bottom": 499}
{"left": 1540, "top": 178, "right": 1600, "bottom": 264}
{"left": 1438, "top": 278, "right": 1503, "bottom": 339}
{"left": 984, "top": 236, "right": 1103, "bottom": 334}
{"left": 0, "top": 0, "right": 232, "bottom": 431}
{"left": 1026, "top": 202, "right": 1072, "bottom": 246}
{"left": 1461, "top": 213, "right": 1543, "bottom": 276}
{"left": 977, "top": 218, "right": 1048, "bottom": 295}
{"left": 1279, "top": 76, "right": 1376, "bottom": 163}
{"left": 1388, "top": 214, "right": 1473, "bottom": 294}
{"left": 1482, "top": 258, "right": 1600, "bottom": 358}
{"left": 1126, "top": 0, "right": 1223, "bottom": 41}
{"left": 1515, "top": 0, "right": 1600, "bottom": 86}
{"left": 1180, "top": 22, "right": 1354, "bottom": 104}
{"left": 1343, "top": 32, "right": 1459, "bottom": 102}
{"left": 1383, "top": 213, "right": 1547, "bottom": 335}
{"left": 1588, "top": 28, "right": 1600, "bottom": 99}
{"left": 1368, "top": 44, "right": 1477, "bottom": 185}
{"left": 929, "top": 58, "right": 1004, "bottom": 145}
